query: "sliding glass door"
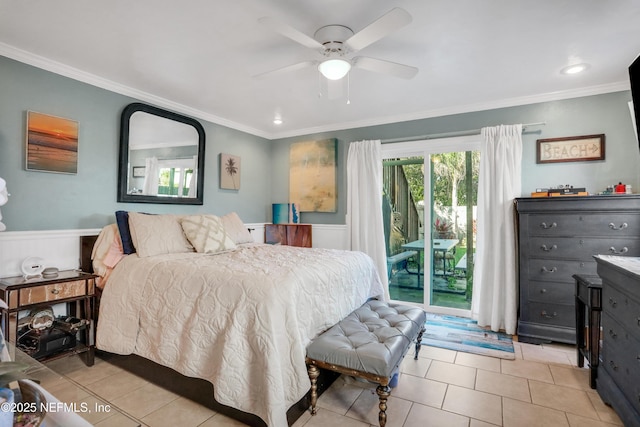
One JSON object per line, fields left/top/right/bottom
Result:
{"left": 382, "top": 136, "right": 480, "bottom": 317}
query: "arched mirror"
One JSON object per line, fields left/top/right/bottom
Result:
{"left": 117, "top": 103, "right": 205, "bottom": 205}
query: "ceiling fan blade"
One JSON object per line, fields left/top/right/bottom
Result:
{"left": 352, "top": 56, "right": 418, "bottom": 79}
{"left": 258, "top": 17, "right": 324, "bottom": 50}
{"left": 344, "top": 8, "right": 412, "bottom": 52}
{"left": 253, "top": 60, "right": 317, "bottom": 79}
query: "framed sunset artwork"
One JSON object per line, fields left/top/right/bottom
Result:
{"left": 25, "top": 111, "right": 79, "bottom": 174}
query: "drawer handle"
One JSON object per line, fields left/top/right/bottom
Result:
{"left": 540, "top": 244, "right": 557, "bottom": 252}
{"left": 539, "top": 222, "right": 557, "bottom": 229}
{"left": 540, "top": 288, "right": 547, "bottom": 294}
{"left": 609, "top": 329, "right": 617, "bottom": 339}
{"left": 608, "top": 246, "right": 629, "bottom": 255}
{"left": 610, "top": 361, "right": 619, "bottom": 371}
{"left": 541, "top": 310, "right": 557, "bottom": 319}
{"left": 540, "top": 266, "right": 557, "bottom": 273}
{"left": 609, "top": 297, "right": 617, "bottom": 307}
{"left": 609, "top": 222, "right": 628, "bottom": 230}
{"left": 50, "top": 288, "right": 60, "bottom": 295}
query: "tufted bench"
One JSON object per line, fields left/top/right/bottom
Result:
{"left": 305, "top": 300, "right": 426, "bottom": 427}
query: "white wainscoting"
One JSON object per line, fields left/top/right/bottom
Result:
{"left": 0, "top": 224, "right": 349, "bottom": 278}
{"left": 0, "top": 229, "right": 102, "bottom": 277}
{"left": 311, "top": 224, "right": 349, "bottom": 250}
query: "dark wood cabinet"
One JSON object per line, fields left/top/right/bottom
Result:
{"left": 265, "top": 224, "right": 312, "bottom": 247}
{"left": 515, "top": 195, "right": 640, "bottom": 344}
{"left": 594, "top": 255, "right": 640, "bottom": 426}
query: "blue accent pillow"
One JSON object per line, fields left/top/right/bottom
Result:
{"left": 115, "top": 210, "right": 136, "bottom": 254}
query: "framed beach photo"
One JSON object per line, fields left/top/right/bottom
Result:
{"left": 25, "top": 111, "right": 79, "bottom": 174}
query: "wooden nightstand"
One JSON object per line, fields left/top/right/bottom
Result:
{"left": 265, "top": 224, "right": 312, "bottom": 247}
{"left": 0, "top": 270, "right": 97, "bottom": 366}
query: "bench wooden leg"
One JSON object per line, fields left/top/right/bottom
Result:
{"left": 376, "top": 384, "right": 391, "bottom": 427}
{"left": 414, "top": 326, "right": 426, "bottom": 359}
{"left": 307, "top": 364, "right": 320, "bottom": 415}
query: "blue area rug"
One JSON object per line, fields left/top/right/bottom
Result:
{"left": 421, "top": 313, "right": 515, "bottom": 360}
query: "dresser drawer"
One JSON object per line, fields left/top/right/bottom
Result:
{"left": 526, "top": 259, "right": 596, "bottom": 283}
{"left": 527, "top": 280, "right": 574, "bottom": 304}
{"left": 521, "top": 302, "right": 575, "bottom": 328}
{"left": 600, "top": 313, "right": 640, "bottom": 413}
{"left": 8, "top": 279, "right": 93, "bottom": 309}
{"left": 602, "top": 284, "right": 640, "bottom": 335}
{"left": 523, "top": 213, "right": 640, "bottom": 237}
{"left": 527, "top": 236, "right": 640, "bottom": 260}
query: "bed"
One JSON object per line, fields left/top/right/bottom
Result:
{"left": 86, "top": 212, "right": 384, "bottom": 427}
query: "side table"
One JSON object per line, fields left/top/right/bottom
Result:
{"left": 0, "top": 270, "right": 97, "bottom": 366}
{"left": 573, "top": 274, "right": 602, "bottom": 389}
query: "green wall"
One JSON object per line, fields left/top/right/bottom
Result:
{"left": 272, "top": 91, "right": 640, "bottom": 224}
{"left": 0, "top": 56, "right": 271, "bottom": 231}
{"left": 2, "top": 54, "right": 639, "bottom": 231}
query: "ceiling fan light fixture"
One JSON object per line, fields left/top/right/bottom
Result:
{"left": 318, "top": 58, "right": 351, "bottom": 80}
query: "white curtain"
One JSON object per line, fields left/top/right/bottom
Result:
{"left": 472, "top": 124, "right": 522, "bottom": 334}
{"left": 188, "top": 155, "right": 197, "bottom": 198}
{"left": 142, "top": 156, "right": 159, "bottom": 196}
{"left": 346, "top": 140, "right": 389, "bottom": 300}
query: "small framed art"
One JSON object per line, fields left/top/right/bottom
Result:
{"left": 132, "top": 166, "right": 146, "bottom": 178}
{"left": 536, "top": 134, "right": 605, "bottom": 164}
{"left": 220, "top": 153, "right": 241, "bottom": 190}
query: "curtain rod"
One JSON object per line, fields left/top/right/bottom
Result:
{"left": 380, "top": 122, "right": 546, "bottom": 144}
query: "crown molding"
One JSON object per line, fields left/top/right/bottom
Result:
{"left": 267, "top": 81, "right": 631, "bottom": 139}
{"left": 1, "top": 43, "right": 630, "bottom": 141}
{"left": 0, "top": 43, "right": 271, "bottom": 139}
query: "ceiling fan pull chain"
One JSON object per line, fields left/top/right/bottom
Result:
{"left": 318, "top": 70, "right": 323, "bottom": 98}
{"left": 347, "top": 71, "right": 351, "bottom": 105}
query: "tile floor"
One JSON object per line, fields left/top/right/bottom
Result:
{"left": 43, "top": 340, "right": 623, "bottom": 427}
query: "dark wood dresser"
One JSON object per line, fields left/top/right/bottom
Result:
{"left": 594, "top": 255, "right": 640, "bottom": 426}
{"left": 515, "top": 195, "right": 640, "bottom": 344}
{"left": 265, "top": 224, "right": 312, "bottom": 247}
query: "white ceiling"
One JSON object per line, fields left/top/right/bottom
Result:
{"left": 1, "top": 1, "right": 640, "bottom": 139}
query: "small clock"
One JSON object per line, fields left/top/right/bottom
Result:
{"left": 21, "top": 256, "right": 45, "bottom": 278}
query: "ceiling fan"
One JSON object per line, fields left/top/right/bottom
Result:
{"left": 256, "top": 8, "right": 419, "bottom": 81}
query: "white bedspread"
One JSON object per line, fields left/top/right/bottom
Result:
{"left": 96, "top": 244, "right": 384, "bottom": 427}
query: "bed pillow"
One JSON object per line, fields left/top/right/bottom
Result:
{"left": 91, "top": 224, "right": 125, "bottom": 289}
{"left": 92, "top": 224, "right": 124, "bottom": 274}
{"left": 180, "top": 215, "right": 237, "bottom": 254}
{"left": 115, "top": 210, "right": 136, "bottom": 254}
{"left": 221, "top": 212, "right": 254, "bottom": 244}
{"left": 128, "top": 212, "right": 194, "bottom": 257}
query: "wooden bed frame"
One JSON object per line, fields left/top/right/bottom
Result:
{"left": 80, "top": 235, "right": 338, "bottom": 426}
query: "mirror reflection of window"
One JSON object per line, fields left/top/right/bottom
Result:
{"left": 128, "top": 111, "right": 199, "bottom": 198}
{"left": 139, "top": 156, "right": 197, "bottom": 198}
{"left": 158, "top": 167, "right": 194, "bottom": 197}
